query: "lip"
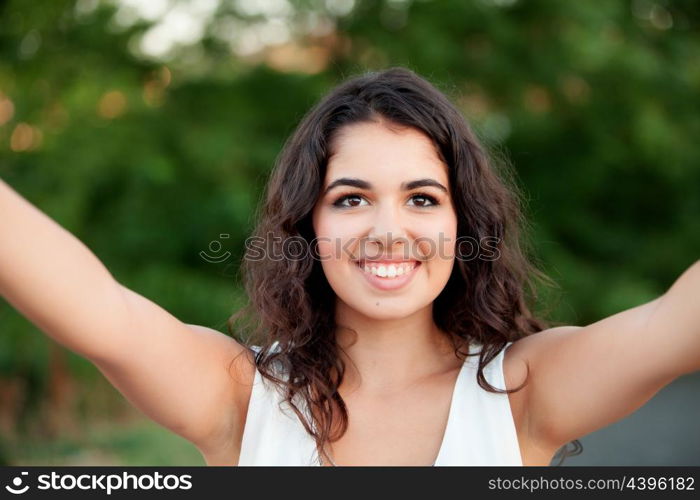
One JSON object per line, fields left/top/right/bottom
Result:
{"left": 353, "top": 260, "right": 421, "bottom": 291}
{"left": 355, "top": 259, "right": 417, "bottom": 266}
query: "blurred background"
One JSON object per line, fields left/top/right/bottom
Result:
{"left": 0, "top": 0, "right": 699, "bottom": 466}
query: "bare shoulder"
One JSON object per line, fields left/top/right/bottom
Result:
{"left": 502, "top": 326, "right": 585, "bottom": 414}
{"left": 184, "top": 324, "right": 257, "bottom": 461}
{"left": 502, "top": 327, "right": 581, "bottom": 465}
{"left": 502, "top": 325, "right": 585, "bottom": 388}
{"left": 502, "top": 293, "right": 684, "bottom": 452}
{"left": 185, "top": 324, "right": 257, "bottom": 387}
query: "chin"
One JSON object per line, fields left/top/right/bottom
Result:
{"left": 348, "top": 297, "right": 424, "bottom": 321}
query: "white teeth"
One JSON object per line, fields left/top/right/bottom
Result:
{"left": 358, "top": 261, "right": 416, "bottom": 278}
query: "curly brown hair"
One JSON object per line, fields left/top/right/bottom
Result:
{"left": 228, "top": 66, "right": 582, "bottom": 466}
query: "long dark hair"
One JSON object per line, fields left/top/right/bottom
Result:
{"left": 228, "top": 66, "right": 582, "bottom": 466}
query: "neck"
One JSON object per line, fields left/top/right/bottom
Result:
{"left": 333, "top": 299, "right": 459, "bottom": 393}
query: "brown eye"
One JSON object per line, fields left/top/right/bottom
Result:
{"left": 408, "top": 194, "right": 439, "bottom": 207}
{"left": 333, "top": 194, "right": 368, "bottom": 208}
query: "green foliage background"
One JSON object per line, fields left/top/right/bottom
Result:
{"left": 0, "top": 0, "right": 698, "bottom": 465}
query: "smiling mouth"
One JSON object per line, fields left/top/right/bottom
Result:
{"left": 354, "top": 260, "right": 420, "bottom": 278}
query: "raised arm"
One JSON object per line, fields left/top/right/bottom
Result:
{"left": 508, "top": 260, "right": 700, "bottom": 453}
{"left": 0, "top": 178, "right": 253, "bottom": 460}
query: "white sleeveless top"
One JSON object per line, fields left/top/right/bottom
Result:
{"left": 238, "top": 342, "right": 523, "bottom": 466}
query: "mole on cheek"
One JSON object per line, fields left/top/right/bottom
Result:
{"left": 375, "top": 302, "right": 380, "bottom": 306}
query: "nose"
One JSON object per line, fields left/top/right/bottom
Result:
{"left": 364, "top": 204, "right": 409, "bottom": 258}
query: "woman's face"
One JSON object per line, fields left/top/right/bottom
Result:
{"left": 311, "top": 120, "right": 458, "bottom": 320}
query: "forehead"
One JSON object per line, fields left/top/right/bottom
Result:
{"left": 325, "top": 121, "right": 448, "bottom": 186}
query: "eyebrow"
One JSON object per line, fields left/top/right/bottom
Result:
{"left": 323, "top": 177, "right": 448, "bottom": 196}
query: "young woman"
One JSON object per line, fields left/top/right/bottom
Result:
{"left": 1, "top": 67, "right": 698, "bottom": 467}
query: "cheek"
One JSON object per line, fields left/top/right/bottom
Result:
{"left": 314, "top": 217, "right": 355, "bottom": 265}
{"left": 314, "top": 210, "right": 368, "bottom": 258}
{"left": 315, "top": 229, "right": 335, "bottom": 261}
{"left": 313, "top": 211, "right": 335, "bottom": 258}
{"left": 413, "top": 216, "right": 458, "bottom": 262}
